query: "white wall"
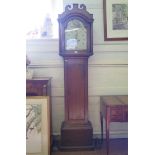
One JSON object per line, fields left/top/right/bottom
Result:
{"left": 26, "top": 0, "right": 128, "bottom": 138}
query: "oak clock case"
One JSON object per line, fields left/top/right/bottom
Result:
{"left": 58, "top": 4, "right": 94, "bottom": 150}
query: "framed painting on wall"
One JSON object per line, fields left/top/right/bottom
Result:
{"left": 26, "top": 96, "right": 50, "bottom": 155}
{"left": 103, "top": 0, "right": 128, "bottom": 41}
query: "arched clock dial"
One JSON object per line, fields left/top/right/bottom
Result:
{"left": 65, "top": 19, "right": 87, "bottom": 50}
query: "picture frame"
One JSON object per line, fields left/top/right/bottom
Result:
{"left": 103, "top": 0, "right": 128, "bottom": 41}
{"left": 26, "top": 96, "right": 50, "bottom": 155}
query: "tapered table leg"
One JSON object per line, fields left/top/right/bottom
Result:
{"left": 106, "top": 107, "right": 110, "bottom": 155}
{"left": 100, "top": 112, "right": 103, "bottom": 143}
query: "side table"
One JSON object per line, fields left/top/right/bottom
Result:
{"left": 100, "top": 95, "right": 128, "bottom": 155}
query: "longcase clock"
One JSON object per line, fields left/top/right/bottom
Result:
{"left": 58, "top": 4, "right": 94, "bottom": 150}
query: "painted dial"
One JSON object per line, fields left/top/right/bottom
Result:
{"left": 65, "top": 19, "right": 87, "bottom": 50}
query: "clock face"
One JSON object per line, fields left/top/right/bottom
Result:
{"left": 65, "top": 19, "right": 87, "bottom": 50}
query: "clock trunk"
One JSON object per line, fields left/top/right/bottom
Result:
{"left": 65, "top": 58, "right": 88, "bottom": 122}
{"left": 60, "top": 57, "right": 94, "bottom": 150}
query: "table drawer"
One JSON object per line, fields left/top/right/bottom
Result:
{"left": 110, "top": 107, "right": 123, "bottom": 122}
{"left": 26, "top": 79, "right": 50, "bottom": 96}
{"left": 26, "top": 84, "right": 45, "bottom": 95}
{"left": 123, "top": 106, "right": 128, "bottom": 121}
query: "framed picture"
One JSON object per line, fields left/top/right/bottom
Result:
{"left": 26, "top": 96, "right": 50, "bottom": 155}
{"left": 103, "top": 0, "right": 128, "bottom": 41}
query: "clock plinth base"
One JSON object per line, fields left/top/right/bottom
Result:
{"left": 60, "top": 121, "right": 94, "bottom": 151}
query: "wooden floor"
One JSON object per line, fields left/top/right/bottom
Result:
{"left": 52, "top": 138, "right": 128, "bottom": 155}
